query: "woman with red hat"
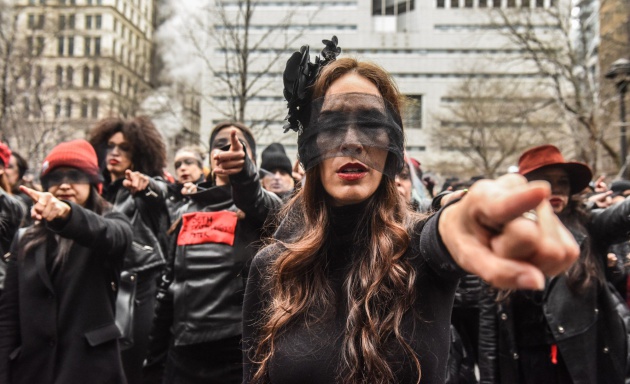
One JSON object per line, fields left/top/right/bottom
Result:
{"left": 479, "top": 144, "right": 630, "bottom": 384}
{"left": 0, "top": 139, "right": 133, "bottom": 384}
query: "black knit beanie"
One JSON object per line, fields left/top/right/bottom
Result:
{"left": 260, "top": 143, "right": 292, "bottom": 175}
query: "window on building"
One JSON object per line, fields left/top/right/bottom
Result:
{"left": 85, "top": 37, "right": 91, "bottom": 55}
{"left": 26, "top": 37, "right": 34, "bottom": 56}
{"left": 372, "top": 0, "right": 415, "bottom": 15}
{"left": 465, "top": 0, "right": 473, "bottom": 7}
{"left": 95, "top": 37, "right": 101, "bottom": 56}
{"left": 24, "top": 66, "right": 32, "bottom": 88}
{"left": 66, "top": 66, "right": 73, "bottom": 87}
{"left": 59, "top": 0, "right": 66, "bottom": 4}
{"left": 37, "top": 15, "right": 44, "bottom": 29}
{"left": 88, "top": 0, "right": 93, "bottom": 4}
{"left": 479, "top": 0, "right": 487, "bottom": 6}
{"left": 59, "top": 15, "right": 66, "bottom": 30}
{"left": 536, "top": 0, "right": 544, "bottom": 6}
{"left": 86, "top": 15, "right": 92, "bottom": 29}
{"left": 403, "top": 95, "right": 422, "bottom": 129}
{"left": 23, "top": 97, "right": 30, "bottom": 118}
{"left": 93, "top": 66, "right": 100, "bottom": 87}
{"left": 91, "top": 98, "right": 99, "bottom": 118}
{"left": 507, "top": 0, "right": 516, "bottom": 6}
{"left": 36, "top": 37, "right": 44, "bottom": 56}
{"left": 81, "top": 98, "right": 89, "bottom": 118}
{"left": 95, "top": 15, "right": 102, "bottom": 29}
{"left": 55, "top": 101, "right": 61, "bottom": 118}
{"left": 56, "top": 66, "right": 63, "bottom": 86}
{"left": 28, "top": 14, "right": 35, "bottom": 29}
{"left": 35, "top": 65, "right": 43, "bottom": 86}
{"left": 70, "top": 0, "right": 76, "bottom": 4}
{"left": 68, "top": 37, "right": 74, "bottom": 56}
{"left": 68, "top": 14, "right": 75, "bottom": 29}
{"left": 65, "top": 98, "right": 72, "bottom": 118}
{"left": 522, "top": 0, "right": 530, "bottom": 5}
{"left": 111, "top": 70, "right": 115, "bottom": 89}
{"left": 452, "top": 0, "right": 459, "bottom": 7}
{"left": 83, "top": 67, "right": 90, "bottom": 87}
{"left": 437, "top": 0, "right": 445, "bottom": 7}
{"left": 39, "top": 0, "right": 46, "bottom": 4}
{"left": 493, "top": 0, "right": 501, "bottom": 6}
{"left": 97, "top": 0, "right": 102, "bottom": 4}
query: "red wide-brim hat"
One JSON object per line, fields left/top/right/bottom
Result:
{"left": 518, "top": 144, "right": 592, "bottom": 195}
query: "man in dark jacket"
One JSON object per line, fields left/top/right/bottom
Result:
{"left": 147, "top": 122, "right": 281, "bottom": 384}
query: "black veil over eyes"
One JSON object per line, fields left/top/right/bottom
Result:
{"left": 297, "top": 93, "right": 405, "bottom": 178}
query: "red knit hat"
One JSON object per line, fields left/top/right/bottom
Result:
{"left": 41, "top": 139, "right": 103, "bottom": 192}
{"left": 0, "top": 142, "right": 11, "bottom": 168}
{"left": 518, "top": 144, "right": 592, "bottom": 195}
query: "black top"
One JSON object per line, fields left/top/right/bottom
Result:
{"left": 242, "top": 204, "right": 465, "bottom": 383}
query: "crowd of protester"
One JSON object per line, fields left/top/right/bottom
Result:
{"left": 0, "top": 36, "right": 628, "bottom": 384}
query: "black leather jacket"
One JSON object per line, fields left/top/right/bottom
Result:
{"left": 150, "top": 156, "right": 281, "bottom": 350}
{"left": 165, "top": 175, "right": 205, "bottom": 224}
{"left": 103, "top": 177, "right": 170, "bottom": 273}
{"left": 479, "top": 199, "right": 630, "bottom": 384}
{"left": 0, "top": 190, "right": 26, "bottom": 291}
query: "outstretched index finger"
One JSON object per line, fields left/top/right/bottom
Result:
{"left": 19, "top": 185, "right": 42, "bottom": 203}
{"left": 125, "top": 169, "right": 134, "bottom": 180}
{"left": 229, "top": 129, "right": 243, "bottom": 152}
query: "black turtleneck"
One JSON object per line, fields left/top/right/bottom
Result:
{"left": 242, "top": 206, "right": 465, "bottom": 384}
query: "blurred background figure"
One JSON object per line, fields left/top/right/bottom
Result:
{"left": 166, "top": 145, "right": 206, "bottom": 222}
{"left": 0, "top": 143, "right": 27, "bottom": 294}
{"left": 89, "top": 116, "right": 170, "bottom": 384}
{"left": 6, "top": 152, "right": 33, "bottom": 207}
{"left": 609, "top": 179, "right": 630, "bottom": 204}
{"left": 259, "top": 143, "right": 295, "bottom": 199}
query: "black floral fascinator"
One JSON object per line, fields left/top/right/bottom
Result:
{"left": 282, "top": 36, "right": 341, "bottom": 133}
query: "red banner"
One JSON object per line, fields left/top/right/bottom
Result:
{"left": 177, "top": 211, "right": 238, "bottom": 246}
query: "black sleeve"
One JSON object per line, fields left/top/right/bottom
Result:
{"left": 242, "top": 245, "right": 277, "bottom": 384}
{"left": 477, "top": 282, "right": 499, "bottom": 384}
{"left": 230, "top": 155, "right": 282, "bottom": 226}
{"left": 0, "top": 191, "right": 26, "bottom": 256}
{"left": 588, "top": 198, "right": 630, "bottom": 246}
{"left": 418, "top": 209, "right": 467, "bottom": 280}
{"left": 46, "top": 202, "right": 132, "bottom": 259}
{"left": 0, "top": 238, "right": 21, "bottom": 384}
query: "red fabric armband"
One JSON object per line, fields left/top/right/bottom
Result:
{"left": 177, "top": 211, "right": 238, "bottom": 246}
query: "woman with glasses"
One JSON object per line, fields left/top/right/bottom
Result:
{"left": 165, "top": 146, "right": 207, "bottom": 223}
{"left": 0, "top": 139, "right": 132, "bottom": 384}
{"left": 89, "top": 116, "right": 170, "bottom": 384}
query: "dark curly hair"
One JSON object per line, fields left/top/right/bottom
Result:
{"left": 88, "top": 116, "right": 166, "bottom": 179}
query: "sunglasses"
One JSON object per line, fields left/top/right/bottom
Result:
{"left": 106, "top": 142, "right": 132, "bottom": 154}
{"left": 174, "top": 158, "right": 202, "bottom": 169}
{"left": 42, "top": 169, "right": 91, "bottom": 187}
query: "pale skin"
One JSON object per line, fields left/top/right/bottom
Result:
{"left": 20, "top": 184, "right": 86, "bottom": 222}
{"left": 319, "top": 72, "right": 579, "bottom": 290}
{"left": 105, "top": 131, "right": 153, "bottom": 195}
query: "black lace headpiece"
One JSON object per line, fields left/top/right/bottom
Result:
{"left": 282, "top": 36, "right": 341, "bottom": 133}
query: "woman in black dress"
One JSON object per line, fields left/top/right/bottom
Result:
{"left": 242, "top": 39, "right": 578, "bottom": 384}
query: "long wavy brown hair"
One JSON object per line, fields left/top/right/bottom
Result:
{"left": 250, "top": 58, "right": 424, "bottom": 384}
{"left": 88, "top": 116, "right": 166, "bottom": 180}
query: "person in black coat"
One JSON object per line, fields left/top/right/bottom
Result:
{"left": 89, "top": 116, "right": 171, "bottom": 383}
{"left": 478, "top": 145, "right": 630, "bottom": 384}
{"left": 146, "top": 122, "right": 281, "bottom": 384}
{"left": 0, "top": 139, "right": 132, "bottom": 384}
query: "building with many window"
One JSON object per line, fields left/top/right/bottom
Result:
{"left": 8, "top": 0, "right": 155, "bottom": 154}
{"left": 201, "top": 0, "right": 567, "bottom": 176}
